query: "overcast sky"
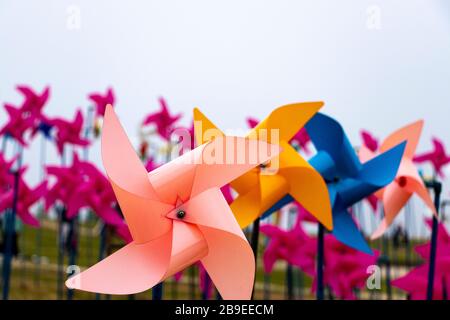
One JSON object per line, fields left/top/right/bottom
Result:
{"left": 1, "top": 0, "right": 450, "bottom": 199}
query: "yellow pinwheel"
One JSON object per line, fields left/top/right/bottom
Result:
{"left": 194, "top": 102, "right": 333, "bottom": 230}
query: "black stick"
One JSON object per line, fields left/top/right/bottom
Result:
{"left": 2, "top": 167, "right": 21, "bottom": 300}
{"left": 250, "top": 217, "right": 260, "bottom": 299}
{"left": 316, "top": 223, "right": 325, "bottom": 300}
{"left": 426, "top": 180, "right": 442, "bottom": 300}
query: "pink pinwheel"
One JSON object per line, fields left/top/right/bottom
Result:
{"left": 88, "top": 87, "right": 115, "bottom": 118}
{"left": 392, "top": 260, "right": 450, "bottom": 300}
{"left": 145, "top": 157, "right": 159, "bottom": 172}
{"left": 46, "top": 153, "right": 131, "bottom": 242}
{"left": 0, "top": 85, "right": 51, "bottom": 144}
{"left": 247, "top": 116, "right": 311, "bottom": 154}
{"left": 0, "top": 153, "right": 16, "bottom": 191}
{"left": 393, "top": 219, "right": 450, "bottom": 300}
{"left": 360, "top": 130, "right": 379, "bottom": 152}
{"left": 359, "top": 121, "right": 437, "bottom": 239}
{"left": 360, "top": 130, "right": 380, "bottom": 212}
{"left": 307, "top": 235, "right": 379, "bottom": 300}
{"left": 0, "top": 104, "right": 34, "bottom": 146}
{"left": 414, "top": 138, "right": 450, "bottom": 178}
{"left": 415, "top": 219, "right": 450, "bottom": 262}
{"left": 142, "top": 97, "right": 182, "bottom": 141}
{"left": 261, "top": 215, "right": 316, "bottom": 275}
{"left": 0, "top": 175, "right": 47, "bottom": 227}
{"left": 48, "top": 109, "right": 90, "bottom": 155}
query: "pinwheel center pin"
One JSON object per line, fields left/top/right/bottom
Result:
{"left": 176, "top": 210, "right": 186, "bottom": 219}
{"left": 398, "top": 176, "right": 407, "bottom": 187}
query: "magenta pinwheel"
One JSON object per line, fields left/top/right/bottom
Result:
{"left": 45, "top": 153, "right": 130, "bottom": 242}
{"left": 308, "top": 235, "right": 379, "bottom": 300}
{"left": 360, "top": 130, "right": 379, "bottom": 152}
{"left": 392, "top": 219, "right": 450, "bottom": 300}
{"left": 48, "top": 109, "right": 90, "bottom": 155}
{"left": 0, "top": 175, "right": 47, "bottom": 227}
{"left": 414, "top": 137, "right": 450, "bottom": 178}
{"left": 261, "top": 215, "right": 315, "bottom": 275}
{"left": 88, "top": 87, "right": 115, "bottom": 118}
{"left": 142, "top": 97, "right": 182, "bottom": 141}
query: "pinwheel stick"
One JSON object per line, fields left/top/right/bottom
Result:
{"left": 425, "top": 180, "right": 442, "bottom": 300}
{"left": 250, "top": 217, "right": 261, "bottom": 299}
{"left": 316, "top": 223, "right": 325, "bottom": 300}
{"left": 2, "top": 149, "right": 22, "bottom": 300}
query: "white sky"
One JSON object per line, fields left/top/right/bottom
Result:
{"left": 1, "top": 0, "right": 450, "bottom": 202}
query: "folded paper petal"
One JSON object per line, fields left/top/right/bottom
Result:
{"left": 331, "top": 203, "right": 373, "bottom": 255}
{"left": 380, "top": 120, "right": 423, "bottom": 158}
{"left": 66, "top": 231, "right": 172, "bottom": 294}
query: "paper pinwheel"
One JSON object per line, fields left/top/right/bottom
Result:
{"left": 307, "top": 234, "right": 379, "bottom": 300}
{"left": 360, "top": 130, "right": 381, "bottom": 212}
{"left": 360, "top": 130, "right": 379, "bottom": 152}
{"left": 247, "top": 116, "right": 312, "bottom": 154}
{"left": 194, "top": 102, "right": 332, "bottom": 230}
{"left": 414, "top": 137, "right": 450, "bottom": 178}
{"left": 266, "top": 113, "right": 405, "bottom": 254}
{"left": 0, "top": 175, "right": 47, "bottom": 227}
{"left": 66, "top": 105, "right": 280, "bottom": 299}
{"left": 0, "top": 153, "right": 16, "bottom": 190}
{"left": 142, "top": 97, "right": 182, "bottom": 141}
{"left": 0, "top": 104, "right": 34, "bottom": 146}
{"left": 359, "top": 121, "right": 437, "bottom": 239}
{"left": 393, "top": 220, "right": 450, "bottom": 300}
{"left": 261, "top": 215, "right": 315, "bottom": 275}
{"left": 415, "top": 219, "right": 450, "bottom": 259}
{"left": 392, "top": 262, "right": 450, "bottom": 300}
{"left": 48, "top": 109, "right": 90, "bottom": 155}
{"left": 0, "top": 85, "right": 51, "bottom": 144}
{"left": 46, "top": 153, "right": 130, "bottom": 241}
{"left": 88, "top": 87, "right": 115, "bottom": 118}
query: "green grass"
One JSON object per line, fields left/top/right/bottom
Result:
{"left": 1, "top": 218, "right": 422, "bottom": 300}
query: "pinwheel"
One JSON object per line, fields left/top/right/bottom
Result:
{"left": 360, "top": 130, "right": 380, "bottom": 212}
{"left": 247, "top": 116, "right": 312, "bottom": 154}
{"left": 66, "top": 105, "right": 280, "bottom": 299}
{"left": 414, "top": 137, "right": 450, "bottom": 178}
{"left": 359, "top": 121, "right": 437, "bottom": 239}
{"left": 393, "top": 220, "right": 450, "bottom": 300}
{"left": 0, "top": 104, "right": 34, "bottom": 146}
{"left": 360, "top": 130, "right": 379, "bottom": 152}
{"left": 392, "top": 262, "right": 450, "bottom": 300}
{"left": 88, "top": 87, "right": 115, "bottom": 118}
{"left": 307, "top": 234, "right": 379, "bottom": 300}
{"left": 16, "top": 85, "right": 52, "bottom": 137}
{"left": 266, "top": 113, "right": 406, "bottom": 254}
{"left": 48, "top": 109, "right": 90, "bottom": 155}
{"left": 415, "top": 219, "right": 450, "bottom": 259}
{"left": 194, "top": 102, "right": 333, "bottom": 231}
{"left": 261, "top": 215, "right": 315, "bottom": 275}
{"left": 0, "top": 153, "right": 16, "bottom": 190}
{"left": 0, "top": 176, "right": 47, "bottom": 227}
{"left": 142, "top": 97, "right": 182, "bottom": 141}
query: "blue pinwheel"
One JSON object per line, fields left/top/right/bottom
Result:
{"left": 264, "top": 113, "right": 406, "bottom": 254}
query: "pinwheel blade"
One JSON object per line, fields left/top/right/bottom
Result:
{"left": 380, "top": 120, "right": 423, "bottom": 158}
{"left": 66, "top": 231, "right": 172, "bottom": 295}
{"left": 331, "top": 205, "right": 373, "bottom": 255}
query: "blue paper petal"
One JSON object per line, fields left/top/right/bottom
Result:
{"left": 331, "top": 201, "right": 373, "bottom": 255}
{"left": 306, "top": 113, "right": 361, "bottom": 179}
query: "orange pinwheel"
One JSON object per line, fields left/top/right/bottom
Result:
{"left": 66, "top": 105, "right": 281, "bottom": 299}
{"left": 359, "top": 120, "right": 437, "bottom": 239}
{"left": 194, "top": 102, "right": 332, "bottom": 230}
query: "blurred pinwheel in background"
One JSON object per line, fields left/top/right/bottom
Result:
{"left": 142, "top": 97, "right": 182, "bottom": 141}
{"left": 359, "top": 121, "right": 437, "bottom": 239}
{"left": 414, "top": 137, "right": 450, "bottom": 178}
